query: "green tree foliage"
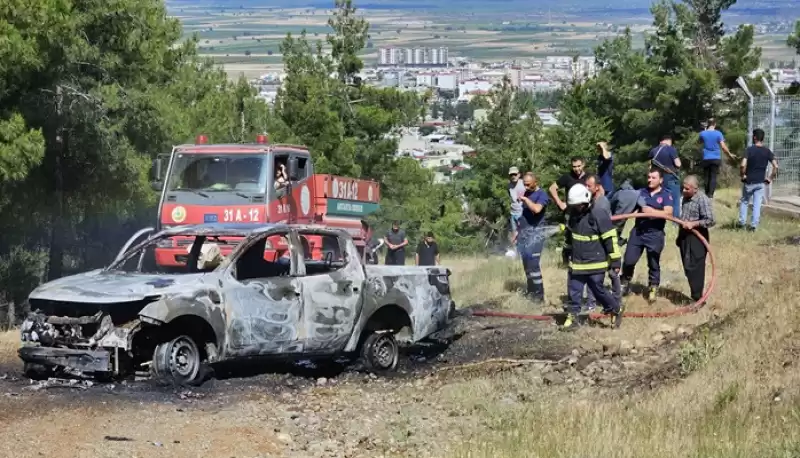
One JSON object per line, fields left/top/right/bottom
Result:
{"left": 0, "top": 0, "right": 274, "bottom": 322}
{"left": 550, "top": 0, "right": 761, "bottom": 188}
{"left": 327, "top": 0, "right": 368, "bottom": 83}
{"left": 787, "top": 20, "right": 800, "bottom": 55}
{"left": 456, "top": 0, "right": 762, "bottom": 245}
{"left": 272, "top": 0, "right": 472, "bottom": 250}
{"left": 460, "top": 77, "right": 548, "bottom": 238}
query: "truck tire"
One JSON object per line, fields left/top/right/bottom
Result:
{"left": 151, "top": 335, "right": 207, "bottom": 386}
{"left": 360, "top": 332, "right": 399, "bottom": 373}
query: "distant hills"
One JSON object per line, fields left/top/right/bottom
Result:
{"left": 166, "top": 0, "right": 667, "bottom": 12}
{"left": 165, "top": 0, "right": 794, "bottom": 17}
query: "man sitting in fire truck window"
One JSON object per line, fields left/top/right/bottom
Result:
{"left": 274, "top": 158, "right": 289, "bottom": 191}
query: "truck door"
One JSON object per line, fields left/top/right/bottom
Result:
{"left": 269, "top": 150, "right": 313, "bottom": 224}
{"left": 223, "top": 231, "right": 305, "bottom": 356}
{"left": 295, "top": 230, "right": 365, "bottom": 353}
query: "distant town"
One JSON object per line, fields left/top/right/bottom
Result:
{"left": 248, "top": 45, "right": 799, "bottom": 185}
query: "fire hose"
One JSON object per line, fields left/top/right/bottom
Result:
{"left": 470, "top": 212, "right": 716, "bottom": 321}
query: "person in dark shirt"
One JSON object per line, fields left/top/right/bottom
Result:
{"left": 648, "top": 134, "right": 682, "bottom": 218}
{"left": 515, "top": 172, "right": 550, "bottom": 303}
{"left": 609, "top": 179, "right": 639, "bottom": 244}
{"left": 549, "top": 157, "right": 587, "bottom": 212}
{"left": 596, "top": 141, "right": 614, "bottom": 197}
{"left": 620, "top": 168, "right": 674, "bottom": 304}
{"left": 582, "top": 174, "right": 621, "bottom": 313}
{"left": 383, "top": 221, "right": 408, "bottom": 265}
{"left": 415, "top": 232, "right": 439, "bottom": 266}
{"left": 738, "top": 128, "right": 779, "bottom": 231}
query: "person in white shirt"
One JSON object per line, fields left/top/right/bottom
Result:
{"left": 507, "top": 166, "right": 525, "bottom": 255}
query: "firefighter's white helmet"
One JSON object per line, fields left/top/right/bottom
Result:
{"left": 567, "top": 183, "right": 592, "bottom": 206}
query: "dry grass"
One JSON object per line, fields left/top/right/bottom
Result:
{"left": 444, "top": 188, "right": 800, "bottom": 457}
{"left": 0, "top": 329, "right": 19, "bottom": 369}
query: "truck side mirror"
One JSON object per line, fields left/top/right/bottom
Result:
{"left": 287, "top": 157, "right": 299, "bottom": 181}
{"left": 154, "top": 153, "right": 171, "bottom": 179}
{"left": 151, "top": 181, "right": 164, "bottom": 192}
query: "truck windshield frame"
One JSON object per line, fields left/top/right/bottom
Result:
{"left": 166, "top": 152, "right": 270, "bottom": 195}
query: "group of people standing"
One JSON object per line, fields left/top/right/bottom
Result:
{"left": 363, "top": 220, "right": 441, "bottom": 267}
{"left": 507, "top": 124, "right": 778, "bottom": 331}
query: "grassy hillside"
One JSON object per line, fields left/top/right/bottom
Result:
{"left": 446, "top": 188, "right": 800, "bottom": 457}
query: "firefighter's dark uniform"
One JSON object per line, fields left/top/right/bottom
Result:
{"left": 621, "top": 187, "right": 673, "bottom": 293}
{"left": 565, "top": 203, "right": 622, "bottom": 326}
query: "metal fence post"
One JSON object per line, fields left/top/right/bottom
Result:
{"left": 737, "top": 77, "right": 754, "bottom": 147}
{"left": 762, "top": 77, "right": 776, "bottom": 201}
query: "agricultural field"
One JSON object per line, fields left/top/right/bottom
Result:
{"left": 756, "top": 34, "right": 799, "bottom": 64}
{"left": 171, "top": 4, "right": 792, "bottom": 76}
{"left": 172, "top": 6, "right": 655, "bottom": 77}
{"left": 170, "top": 4, "right": 798, "bottom": 79}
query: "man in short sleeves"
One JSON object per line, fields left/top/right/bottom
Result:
{"left": 516, "top": 172, "right": 551, "bottom": 303}
{"left": 698, "top": 118, "right": 735, "bottom": 198}
{"left": 620, "top": 168, "right": 674, "bottom": 304}
{"left": 739, "top": 128, "right": 779, "bottom": 231}
{"left": 383, "top": 221, "right": 408, "bottom": 265}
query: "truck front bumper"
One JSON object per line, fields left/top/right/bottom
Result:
{"left": 18, "top": 346, "right": 111, "bottom": 373}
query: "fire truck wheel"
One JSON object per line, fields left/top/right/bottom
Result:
{"left": 360, "top": 332, "right": 399, "bottom": 373}
{"left": 151, "top": 335, "right": 208, "bottom": 386}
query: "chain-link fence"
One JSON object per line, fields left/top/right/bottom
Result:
{"left": 749, "top": 85, "right": 800, "bottom": 199}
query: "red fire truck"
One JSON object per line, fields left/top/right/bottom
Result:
{"left": 150, "top": 134, "right": 381, "bottom": 267}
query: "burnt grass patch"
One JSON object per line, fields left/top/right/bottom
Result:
{"left": 0, "top": 303, "right": 736, "bottom": 406}
{"left": 0, "top": 313, "right": 563, "bottom": 403}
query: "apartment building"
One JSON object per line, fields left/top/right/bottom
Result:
{"left": 378, "top": 46, "right": 449, "bottom": 67}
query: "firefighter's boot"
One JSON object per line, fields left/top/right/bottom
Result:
{"left": 560, "top": 313, "right": 585, "bottom": 332}
{"left": 648, "top": 286, "right": 658, "bottom": 304}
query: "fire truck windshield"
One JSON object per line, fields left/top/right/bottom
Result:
{"left": 166, "top": 153, "right": 268, "bottom": 195}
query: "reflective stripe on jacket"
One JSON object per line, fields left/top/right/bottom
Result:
{"left": 565, "top": 205, "right": 621, "bottom": 275}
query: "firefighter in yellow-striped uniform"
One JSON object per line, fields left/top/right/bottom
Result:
{"left": 562, "top": 183, "right": 623, "bottom": 330}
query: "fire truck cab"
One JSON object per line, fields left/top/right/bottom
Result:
{"left": 150, "top": 135, "right": 381, "bottom": 268}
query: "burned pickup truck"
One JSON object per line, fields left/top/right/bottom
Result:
{"left": 19, "top": 224, "right": 454, "bottom": 385}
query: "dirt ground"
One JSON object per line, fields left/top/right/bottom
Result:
{"left": 0, "top": 314, "right": 564, "bottom": 458}
{"left": 0, "top": 287, "right": 716, "bottom": 458}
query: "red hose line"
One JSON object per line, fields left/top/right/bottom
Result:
{"left": 471, "top": 212, "right": 717, "bottom": 321}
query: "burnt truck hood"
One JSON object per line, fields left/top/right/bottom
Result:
{"left": 28, "top": 269, "right": 213, "bottom": 304}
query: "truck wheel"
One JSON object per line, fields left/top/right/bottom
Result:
{"left": 151, "top": 335, "right": 206, "bottom": 386}
{"left": 361, "top": 332, "right": 399, "bottom": 373}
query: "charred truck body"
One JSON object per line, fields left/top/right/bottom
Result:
{"left": 19, "top": 224, "right": 454, "bottom": 385}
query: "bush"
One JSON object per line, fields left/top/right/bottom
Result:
{"left": 0, "top": 247, "right": 47, "bottom": 328}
